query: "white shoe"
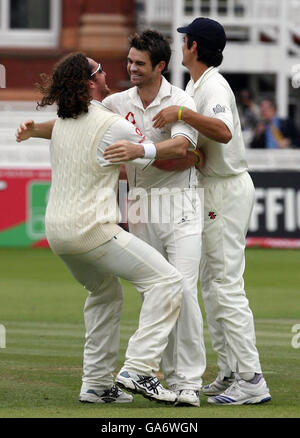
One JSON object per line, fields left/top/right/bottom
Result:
{"left": 207, "top": 375, "right": 271, "bottom": 405}
{"left": 116, "top": 371, "right": 177, "bottom": 404}
{"left": 79, "top": 385, "right": 133, "bottom": 403}
{"left": 202, "top": 373, "right": 235, "bottom": 396}
{"left": 175, "top": 389, "right": 200, "bottom": 407}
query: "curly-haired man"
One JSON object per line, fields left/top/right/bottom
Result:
{"left": 16, "top": 52, "right": 195, "bottom": 405}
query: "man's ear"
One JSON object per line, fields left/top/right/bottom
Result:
{"left": 88, "top": 79, "right": 95, "bottom": 89}
{"left": 157, "top": 60, "right": 166, "bottom": 74}
{"left": 191, "top": 40, "right": 198, "bottom": 54}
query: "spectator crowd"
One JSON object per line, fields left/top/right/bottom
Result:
{"left": 236, "top": 90, "right": 300, "bottom": 149}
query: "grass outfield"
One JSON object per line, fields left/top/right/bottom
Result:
{"left": 0, "top": 247, "right": 299, "bottom": 418}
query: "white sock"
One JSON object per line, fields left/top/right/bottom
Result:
{"left": 239, "top": 372, "right": 255, "bottom": 381}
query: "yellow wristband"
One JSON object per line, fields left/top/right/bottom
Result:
{"left": 191, "top": 149, "right": 202, "bottom": 168}
{"left": 178, "top": 106, "right": 184, "bottom": 121}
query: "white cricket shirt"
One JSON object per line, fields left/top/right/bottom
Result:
{"left": 102, "top": 76, "right": 198, "bottom": 191}
{"left": 186, "top": 67, "right": 248, "bottom": 180}
{"left": 93, "top": 101, "right": 153, "bottom": 170}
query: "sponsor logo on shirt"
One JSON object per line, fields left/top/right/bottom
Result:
{"left": 213, "top": 104, "right": 225, "bottom": 114}
{"left": 125, "top": 111, "right": 146, "bottom": 143}
{"left": 125, "top": 112, "right": 136, "bottom": 125}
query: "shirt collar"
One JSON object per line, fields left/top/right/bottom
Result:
{"left": 91, "top": 99, "right": 113, "bottom": 112}
{"left": 191, "top": 66, "right": 218, "bottom": 92}
{"left": 128, "top": 76, "right": 172, "bottom": 109}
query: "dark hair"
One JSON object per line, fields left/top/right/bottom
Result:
{"left": 186, "top": 34, "right": 223, "bottom": 67}
{"left": 261, "top": 98, "right": 277, "bottom": 111}
{"left": 36, "top": 52, "right": 93, "bottom": 119}
{"left": 239, "top": 88, "right": 253, "bottom": 99}
{"left": 129, "top": 30, "right": 171, "bottom": 74}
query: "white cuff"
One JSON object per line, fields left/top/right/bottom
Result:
{"left": 142, "top": 142, "right": 157, "bottom": 159}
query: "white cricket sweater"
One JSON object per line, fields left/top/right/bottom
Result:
{"left": 45, "top": 103, "right": 123, "bottom": 255}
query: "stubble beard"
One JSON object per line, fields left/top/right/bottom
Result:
{"left": 101, "top": 85, "right": 110, "bottom": 100}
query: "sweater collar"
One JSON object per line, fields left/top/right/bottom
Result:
{"left": 91, "top": 99, "right": 113, "bottom": 113}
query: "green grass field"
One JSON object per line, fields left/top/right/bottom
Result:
{"left": 0, "top": 247, "right": 299, "bottom": 419}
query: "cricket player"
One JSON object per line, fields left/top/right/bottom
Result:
{"left": 108, "top": 19, "right": 272, "bottom": 406}
{"left": 102, "top": 30, "right": 206, "bottom": 407}
{"left": 16, "top": 52, "right": 200, "bottom": 405}
{"left": 17, "top": 31, "right": 207, "bottom": 408}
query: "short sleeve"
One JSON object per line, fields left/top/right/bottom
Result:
{"left": 200, "top": 85, "right": 234, "bottom": 135}
{"left": 170, "top": 93, "right": 198, "bottom": 149}
{"left": 98, "top": 118, "right": 154, "bottom": 169}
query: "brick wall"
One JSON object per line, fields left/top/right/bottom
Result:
{"left": 1, "top": 0, "right": 136, "bottom": 100}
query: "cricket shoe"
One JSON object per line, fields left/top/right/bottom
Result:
{"left": 169, "top": 386, "right": 200, "bottom": 407}
{"left": 79, "top": 385, "right": 133, "bottom": 403}
{"left": 202, "top": 373, "right": 235, "bottom": 396}
{"left": 207, "top": 374, "right": 271, "bottom": 405}
{"left": 115, "top": 371, "right": 177, "bottom": 404}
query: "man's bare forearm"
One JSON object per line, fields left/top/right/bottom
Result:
{"left": 182, "top": 107, "right": 232, "bottom": 143}
{"left": 32, "top": 120, "right": 56, "bottom": 139}
{"left": 153, "top": 151, "right": 198, "bottom": 171}
{"left": 153, "top": 105, "right": 232, "bottom": 144}
{"left": 103, "top": 136, "right": 190, "bottom": 162}
{"left": 154, "top": 136, "right": 189, "bottom": 159}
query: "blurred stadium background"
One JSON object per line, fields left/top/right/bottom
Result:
{"left": 1, "top": 0, "right": 300, "bottom": 248}
{"left": 0, "top": 0, "right": 299, "bottom": 419}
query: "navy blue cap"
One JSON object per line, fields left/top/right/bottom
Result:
{"left": 177, "top": 17, "right": 226, "bottom": 53}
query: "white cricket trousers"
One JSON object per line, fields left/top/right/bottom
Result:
{"left": 59, "top": 229, "right": 183, "bottom": 389}
{"left": 129, "top": 189, "right": 206, "bottom": 390}
{"left": 200, "top": 171, "right": 262, "bottom": 378}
